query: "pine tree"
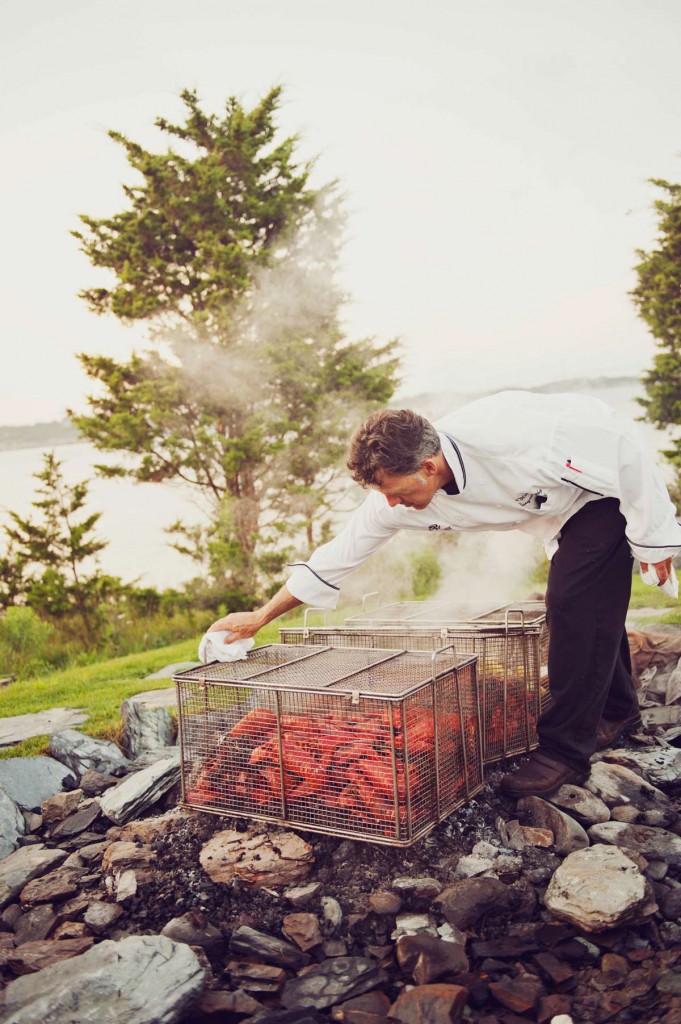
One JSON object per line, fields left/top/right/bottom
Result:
{"left": 72, "top": 88, "right": 399, "bottom": 601}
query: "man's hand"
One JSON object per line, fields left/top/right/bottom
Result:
{"left": 207, "top": 584, "right": 303, "bottom": 644}
{"left": 640, "top": 556, "right": 674, "bottom": 586}
{"left": 208, "top": 610, "right": 264, "bottom": 642}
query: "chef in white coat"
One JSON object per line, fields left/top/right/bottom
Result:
{"left": 209, "top": 391, "right": 681, "bottom": 797}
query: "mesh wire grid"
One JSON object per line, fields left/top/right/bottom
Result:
{"left": 175, "top": 644, "right": 482, "bottom": 846}
{"left": 280, "top": 612, "right": 550, "bottom": 763}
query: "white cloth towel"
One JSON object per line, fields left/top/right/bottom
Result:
{"left": 640, "top": 564, "right": 679, "bottom": 599}
{"left": 198, "top": 631, "right": 255, "bottom": 664}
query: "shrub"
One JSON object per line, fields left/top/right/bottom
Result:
{"left": 0, "top": 607, "right": 61, "bottom": 678}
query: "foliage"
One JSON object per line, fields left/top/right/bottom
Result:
{"left": 3, "top": 452, "right": 117, "bottom": 642}
{"left": 72, "top": 88, "right": 399, "bottom": 603}
{"left": 631, "top": 177, "right": 681, "bottom": 497}
{"left": 0, "top": 608, "right": 58, "bottom": 679}
{"left": 410, "top": 545, "right": 442, "bottom": 600}
{"left": 0, "top": 616, "right": 298, "bottom": 759}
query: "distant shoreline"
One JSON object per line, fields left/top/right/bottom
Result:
{"left": 0, "top": 376, "right": 642, "bottom": 452}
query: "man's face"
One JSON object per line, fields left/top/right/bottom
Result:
{"left": 372, "top": 464, "right": 439, "bottom": 510}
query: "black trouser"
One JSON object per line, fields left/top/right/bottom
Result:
{"left": 537, "top": 497, "right": 637, "bottom": 776}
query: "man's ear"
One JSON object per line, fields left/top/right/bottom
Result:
{"left": 420, "top": 457, "right": 439, "bottom": 477}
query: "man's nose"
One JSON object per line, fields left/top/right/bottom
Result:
{"left": 386, "top": 494, "right": 402, "bottom": 508}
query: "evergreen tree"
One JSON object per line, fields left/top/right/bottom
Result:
{"left": 4, "top": 453, "right": 112, "bottom": 641}
{"left": 631, "top": 177, "right": 681, "bottom": 495}
{"left": 72, "top": 88, "right": 399, "bottom": 601}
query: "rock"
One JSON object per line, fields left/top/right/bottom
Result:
{"left": 115, "top": 869, "right": 138, "bottom": 901}
{"left": 83, "top": 901, "right": 124, "bottom": 934}
{"left": 391, "top": 877, "right": 443, "bottom": 900}
{"left": 160, "top": 910, "right": 223, "bottom": 948}
{"left": 49, "top": 799, "right": 101, "bottom": 838}
{"left": 369, "top": 891, "right": 402, "bottom": 915}
{"left": 99, "top": 753, "right": 180, "bottom": 824}
{"left": 48, "top": 729, "right": 129, "bottom": 778}
{"left": 388, "top": 983, "right": 468, "bottom": 1023}
{"left": 588, "top": 820, "right": 681, "bottom": 865}
{"left": 229, "top": 925, "right": 310, "bottom": 968}
{"left": 14, "top": 904, "right": 58, "bottom": 944}
{"left": 453, "top": 855, "right": 494, "bottom": 878}
{"left": 549, "top": 783, "right": 611, "bottom": 826}
{"left": 585, "top": 761, "right": 677, "bottom": 827}
{"left": 19, "top": 867, "right": 84, "bottom": 906}
{"left": 120, "top": 692, "right": 176, "bottom": 757}
{"left": 5, "top": 936, "right": 95, "bottom": 973}
{"left": 79, "top": 769, "right": 120, "bottom": 796}
{"left": 282, "top": 912, "right": 323, "bottom": 950}
{"left": 0, "top": 708, "right": 87, "bottom": 747}
{"left": 2, "top": 934, "right": 204, "bottom": 1023}
{"left": 516, "top": 796, "right": 590, "bottom": 855}
{"left": 396, "top": 933, "right": 469, "bottom": 984}
{"left": 493, "top": 854, "right": 523, "bottom": 882}
{"left": 496, "top": 816, "right": 554, "bottom": 850}
{"left": 659, "top": 888, "right": 681, "bottom": 921}
{"left": 598, "top": 746, "right": 681, "bottom": 786}
{"left": 0, "top": 782, "right": 25, "bottom": 858}
{"left": 544, "top": 844, "right": 657, "bottom": 932}
{"left": 200, "top": 830, "right": 314, "bottom": 888}
{"left": 489, "top": 971, "right": 544, "bottom": 1014}
{"left": 0, "top": 757, "right": 77, "bottom": 812}
{"left": 225, "top": 959, "right": 288, "bottom": 993}
{"left": 281, "top": 957, "right": 384, "bottom": 1011}
{"left": 537, "top": 993, "right": 573, "bottom": 1024}
{"left": 435, "top": 877, "right": 514, "bottom": 930}
{"left": 320, "top": 896, "right": 343, "bottom": 931}
{"left": 284, "top": 882, "right": 322, "bottom": 907}
{"left": 199, "top": 989, "right": 264, "bottom": 1016}
{"left": 22, "top": 811, "right": 42, "bottom": 833}
{"left": 126, "top": 746, "right": 180, "bottom": 770}
{"left": 334, "top": 990, "right": 392, "bottom": 1022}
{"left": 41, "top": 790, "right": 83, "bottom": 825}
{"left": 471, "top": 840, "right": 500, "bottom": 859}
{"left": 391, "top": 913, "right": 438, "bottom": 940}
{"left": 0, "top": 844, "right": 68, "bottom": 911}
{"left": 101, "top": 841, "right": 156, "bottom": 877}
{"left": 110, "top": 807, "right": 191, "bottom": 843}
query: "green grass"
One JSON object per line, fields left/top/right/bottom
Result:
{"left": 0, "top": 615, "right": 302, "bottom": 760}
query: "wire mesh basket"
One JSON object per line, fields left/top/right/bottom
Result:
{"left": 281, "top": 600, "right": 550, "bottom": 764}
{"left": 174, "top": 644, "right": 482, "bottom": 847}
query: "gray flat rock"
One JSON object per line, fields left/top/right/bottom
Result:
{"left": 0, "top": 757, "right": 77, "bottom": 812}
{"left": 544, "top": 843, "right": 656, "bottom": 932}
{"left": 0, "top": 843, "right": 68, "bottom": 910}
{"left": 585, "top": 762, "right": 677, "bottom": 827}
{"left": 588, "top": 820, "right": 681, "bottom": 866}
{"left": 120, "top": 693, "right": 176, "bottom": 757}
{"left": 144, "top": 663, "right": 199, "bottom": 680}
{"left": 49, "top": 729, "right": 129, "bottom": 778}
{"left": 99, "top": 753, "right": 180, "bottom": 824}
{"left": 0, "top": 708, "right": 87, "bottom": 746}
{"left": 597, "top": 747, "right": 681, "bottom": 786}
{"left": 0, "top": 781, "right": 25, "bottom": 858}
{"left": 2, "top": 934, "right": 205, "bottom": 1023}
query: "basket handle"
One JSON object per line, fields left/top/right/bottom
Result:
{"left": 431, "top": 643, "right": 457, "bottom": 683}
{"left": 504, "top": 607, "right": 526, "bottom": 629}
{"left": 303, "top": 607, "right": 328, "bottom": 635}
{"left": 361, "top": 591, "right": 380, "bottom": 612}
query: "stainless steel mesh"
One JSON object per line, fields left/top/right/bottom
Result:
{"left": 175, "top": 644, "right": 482, "bottom": 846}
{"left": 281, "top": 602, "right": 550, "bottom": 763}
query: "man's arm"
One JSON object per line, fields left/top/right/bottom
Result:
{"left": 207, "top": 584, "right": 302, "bottom": 642}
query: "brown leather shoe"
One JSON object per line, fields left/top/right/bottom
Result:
{"left": 594, "top": 710, "right": 642, "bottom": 750}
{"left": 499, "top": 750, "right": 587, "bottom": 798}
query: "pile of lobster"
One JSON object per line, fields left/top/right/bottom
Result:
{"left": 185, "top": 702, "right": 476, "bottom": 836}
{"left": 482, "top": 677, "right": 539, "bottom": 760}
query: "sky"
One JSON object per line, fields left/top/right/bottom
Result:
{"left": 1, "top": 0, "right": 680, "bottom": 425}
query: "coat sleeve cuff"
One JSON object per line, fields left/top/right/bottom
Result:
{"left": 286, "top": 563, "right": 341, "bottom": 610}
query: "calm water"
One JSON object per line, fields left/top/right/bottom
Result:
{"left": 0, "top": 442, "right": 207, "bottom": 588}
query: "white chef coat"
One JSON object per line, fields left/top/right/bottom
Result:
{"left": 286, "top": 391, "right": 681, "bottom": 609}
